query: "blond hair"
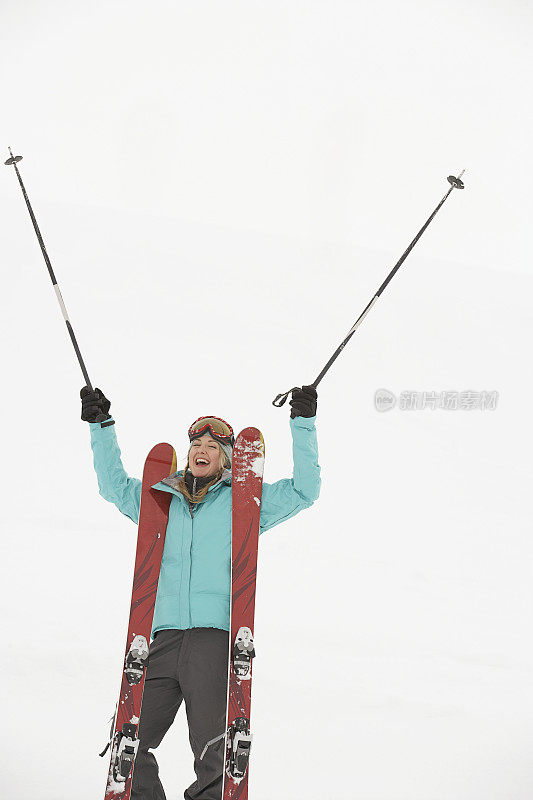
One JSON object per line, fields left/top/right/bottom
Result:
{"left": 176, "top": 442, "right": 227, "bottom": 504}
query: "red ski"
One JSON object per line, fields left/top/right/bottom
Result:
{"left": 103, "top": 442, "right": 176, "bottom": 800}
{"left": 222, "top": 428, "right": 265, "bottom": 800}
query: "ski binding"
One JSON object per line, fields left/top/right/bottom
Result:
{"left": 232, "top": 626, "right": 255, "bottom": 681}
{"left": 226, "top": 717, "right": 252, "bottom": 781}
{"left": 112, "top": 723, "right": 139, "bottom": 784}
{"left": 124, "top": 634, "right": 149, "bottom": 685}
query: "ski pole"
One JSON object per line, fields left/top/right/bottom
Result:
{"left": 272, "top": 171, "right": 465, "bottom": 407}
{"left": 5, "top": 147, "right": 99, "bottom": 396}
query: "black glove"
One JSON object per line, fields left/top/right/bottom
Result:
{"left": 80, "top": 386, "right": 111, "bottom": 423}
{"left": 289, "top": 385, "right": 317, "bottom": 419}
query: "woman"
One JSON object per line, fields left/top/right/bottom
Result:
{"left": 81, "top": 385, "right": 320, "bottom": 800}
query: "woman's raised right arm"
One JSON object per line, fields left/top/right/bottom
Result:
{"left": 82, "top": 387, "right": 141, "bottom": 524}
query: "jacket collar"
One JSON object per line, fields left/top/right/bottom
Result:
{"left": 153, "top": 468, "right": 231, "bottom": 493}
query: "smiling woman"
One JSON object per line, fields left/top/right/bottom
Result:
{"left": 81, "top": 385, "right": 320, "bottom": 800}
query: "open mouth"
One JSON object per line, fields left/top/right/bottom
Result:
{"left": 195, "top": 458, "right": 210, "bottom": 466}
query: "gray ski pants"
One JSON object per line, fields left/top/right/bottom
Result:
{"left": 131, "top": 628, "right": 229, "bottom": 800}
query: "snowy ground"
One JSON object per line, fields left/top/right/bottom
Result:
{"left": 1, "top": 2, "right": 532, "bottom": 799}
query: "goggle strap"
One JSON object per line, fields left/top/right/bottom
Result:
{"left": 188, "top": 422, "right": 235, "bottom": 446}
{"left": 188, "top": 415, "right": 234, "bottom": 445}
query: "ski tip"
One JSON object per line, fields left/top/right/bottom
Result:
{"left": 145, "top": 442, "right": 177, "bottom": 469}
{"left": 236, "top": 427, "right": 263, "bottom": 441}
{"left": 235, "top": 427, "right": 265, "bottom": 458}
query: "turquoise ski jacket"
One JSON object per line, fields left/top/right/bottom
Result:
{"left": 89, "top": 415, "right": 320, "bottom": 637}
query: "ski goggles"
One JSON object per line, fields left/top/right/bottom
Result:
{"left": 188, "top": 416, "right": 235, "bottom": 447}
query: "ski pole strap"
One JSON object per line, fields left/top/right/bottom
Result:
{"left": 99, "top": 739, "right": 112, "bottom": 758}
{"left": 99, "top": 709, "right": 117, "bottom": 757}
{"left": 199, "top": 730, "right": 226, "bottom": 761}
{"left": 272, "top": 386, "right": 300, "bottom": 408}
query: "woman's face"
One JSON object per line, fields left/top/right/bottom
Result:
{"left": 188, "top": 434, "right": 222, "bottom": 478}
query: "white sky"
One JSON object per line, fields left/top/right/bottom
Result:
{"left": 1, "top": 2, "right": 532, "bottom": 799}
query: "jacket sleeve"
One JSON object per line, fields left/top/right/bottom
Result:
{"left": 89, "top": 417, "right": 141, "bottom": 524}
{"left": 259, "top": 415, "right": 321, "bottom": 534}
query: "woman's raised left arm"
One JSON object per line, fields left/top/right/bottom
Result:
{"left": 259, "top": 392, "right": 321, "bottom": 534}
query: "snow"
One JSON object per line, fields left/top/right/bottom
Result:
{"left": 1, "top": 2, "right": 532, "bottom": 799}
{"left": 250, "top": 456, "right": 265, "bottom": 478}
